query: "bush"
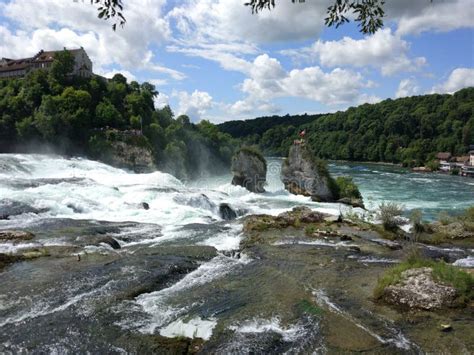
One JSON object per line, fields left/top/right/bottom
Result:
{"left": 378, "top": 202, "right": 404, "bottom": 231}
{"left": 304, "top": 224, "right": 317, "bottom": 236}
{"left": 334, "top": 176, "right": 362, "bottom": 200}
{"left": 437, "top": 211, "right": 453, "bottom": 226}
{"left": 374, "top": 252, "right": 474, "bottom": 305}
{"left": 425, "top": 160, "right": 440, "bottom": 171}
{"left": 409, "top": 209, "right": 424, "bottom": 235}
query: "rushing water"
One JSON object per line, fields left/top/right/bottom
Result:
{"left": 0, "top": 154, "right": 473, "bottom": 353}
{"left": 327, "top": 161, "right": 474, "bottom": 220}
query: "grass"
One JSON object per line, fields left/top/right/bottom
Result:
{"left": 374, "top": 251, "right": 474, "bottom": 306}
{"left": 304, "top": 224, "right": 317, "bottom": 236}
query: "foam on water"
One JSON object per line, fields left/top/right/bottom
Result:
{"left": 160, "top": 317, "right": 217, "bottom": 340}
{"left": 134, "top": 254, "right": 251, "bottom": 334}
{"left": 229, "top": 317, "right": 304, "bottom": 342}
{"left": 0, "top": 280, "right": 116, "bottom": 328}
{"left": 453, "top": 255, "right": 474, "bottom": 268}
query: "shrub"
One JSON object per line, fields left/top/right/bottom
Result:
{"left": 378, "top": 202, "right": 404, "bottom": 231}
{"left": 425, "top": 160, "right": 440, "bottom": 171}
{"left": 374, "top": 252, "right": 474, "bottom": 305}
{"left": 334, "top": 176, "right": 362, "bottom": 200}
{"left": 304, "top": 224, "right": 317, "bottom": 236}
{"left": 409, "top": 209, "right": 424, "bottom": 235}
{"left": 437, "top": 211, "right": 453, "bottom": 226}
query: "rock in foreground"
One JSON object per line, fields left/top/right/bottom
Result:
{"left": 281, "top": 145, "right": 335, "bottom": 202}
{"left": 382, "top": 267, "right": 457, "bottom": 310}
{"left": 231, "top": 147, "right": 267, "bottom": 193}
{"left": 0, "top": 230, "right": 35, "bottom": 242}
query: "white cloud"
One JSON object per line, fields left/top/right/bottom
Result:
{"left": 396, "top": 78, "right": 420, "bottom": 98}
{"left": 357, "top": 94, "right": 383, "bottom": 105}
{"left": 392, "top": 0, "right": 474, "bottom": 36}
{"left": 281, "top": 29, "right": 426, "bottom": 76}
{"left": 174, "top": 90, "right": 214, "bottom": 121}
{"left": 432, "top": 68, "right": 474, "bottom": 94}
{"left": 154, "top": 92, "right": 170, "bottom": 109}
{"left": 167, "top": 0, "right": 331, "bottom": 45}
{"left": 148, "top": 79, "right": 168, "bottom": 87}
{"left": 224, "top": 54, "right": 375, "bottom": 115}
{"left": 101, "top": 69, "right": 136, "bottom": 82}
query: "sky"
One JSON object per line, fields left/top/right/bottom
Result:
{"left": 0, "top": 0, "right": 473, "bottom": 123}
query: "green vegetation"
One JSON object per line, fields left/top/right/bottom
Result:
{"left": 0, "top": 54, "right": 236, "bottom": 179}
{"left": 409, "top": 209, "right": 424, "bottom": 235}
{"left": 304, "top": 224, "right": 317, "bottom": 236}
{"left": 333, "top": 176, "right": 362, "bottom": 200}
{"left": 218, "top": 88, "right": 474, "bottom": 166}
{"left": 374, "top": 252, "right": 474, "bottom": 306}
{"left": 377, "top": 202, "right": 404, "bottom": 232}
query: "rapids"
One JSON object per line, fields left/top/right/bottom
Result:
{"left": 0, "top": 153, "right": 472, "bottom": 353}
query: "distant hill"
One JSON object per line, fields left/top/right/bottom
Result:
{"left": 218, "top": 114, "right": 320, "bottom": 138}
{"left": 218, "top": 88, "right": 474, "bottom": 166}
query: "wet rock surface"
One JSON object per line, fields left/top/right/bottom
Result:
{"left": 231, "top": 149, "right": 267, "bottom": 193}
{"left": 382, "top": 267, "right": 457, "bottom": 310}
{"left": 0, "top": 230, "right": 35, "bottom": 241}
{"left": 281, "top": 145, "right": 335, "bottom": 202}
{"left": 0, "top": 199, "right": 48, "bottom": 219}
{"left": 218, "top": 203, "right": 237, "bottom": 220}
{"left": 0, "top": 210, "right": 472, "bottom": 353}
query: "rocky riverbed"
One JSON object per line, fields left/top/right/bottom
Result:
{"left": 1, "top": 208, "right": 473, "bottom": 353}
{"left": 1, "top": 153, "right": 473, "bottom": 353}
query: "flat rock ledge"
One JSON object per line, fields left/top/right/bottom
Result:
{"left": 383, "top": 267, "right": 456, "bottom": 310}
{"left": 0, "top": 230, "right": 35, "bottom": 242}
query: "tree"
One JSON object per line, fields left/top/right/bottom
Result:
{"left": 246, "top": 0, "right": 385, "bottom": 34}
{"left": 49, "top": 50, "right": 75, "bottom": 84}
{"left": 92, "top": 0, "right": 126, "bottom": 30}
{"left": 92, "top": 0, "right": 393, "bottom": 34}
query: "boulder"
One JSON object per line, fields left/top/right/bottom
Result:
{"left": 0, "top": 230, "right": 35, "bottom": 242}
{"left": 231, "top": 148, "right": 267, "bottom": 193}
{"left": 281, "top": 145, "right": 335, "bottom": 202}
{"left": 219, "top": 203, "right": 238, "bottom": 220}
{"left": 97, "top": 236, "right": 121, "bottom": 250}
{"left": 382, "top": 267, "right": 457, "bottom": 310}
{"left": 337, "top": 197, "right": 365, "bottom": 209}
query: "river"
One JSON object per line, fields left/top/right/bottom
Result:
{"left": 0, "top": 154, "right": 472, "bottom": 353}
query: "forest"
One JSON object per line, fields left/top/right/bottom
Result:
{"left": 0, "top": 51, "right": 236, "bottom": 179}
{"left": 219, "top": 88, "right": 474, "bottom": 167}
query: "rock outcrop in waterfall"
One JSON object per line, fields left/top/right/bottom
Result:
{"left": 281, "top": 144, "right": 336, "bottom": 202}
{"left": 231, "top": 147, "right": 267, "bottom": 193}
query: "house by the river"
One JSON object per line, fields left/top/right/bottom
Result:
{"left": 437, "top": 150, "right": 474, "bottom": 177}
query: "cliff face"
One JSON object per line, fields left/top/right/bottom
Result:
{"left": 231, "top": 148, "right": 267, "bottom": 193}
{"left": 89, "top": 130, "right": 155, "bottom": 173}
{"left": 108, "top": 141, "right": 155, "bottom": 172}
{"left": 281, "top": 144, "right": 335, "bottom": 202}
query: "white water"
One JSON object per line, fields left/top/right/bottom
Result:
{"left": 0, "top": 154, "right": 341, "bottom": 231}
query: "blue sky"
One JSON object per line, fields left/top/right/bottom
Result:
{"left": 1, "top": 0, "right": 473, "bottom": 122}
